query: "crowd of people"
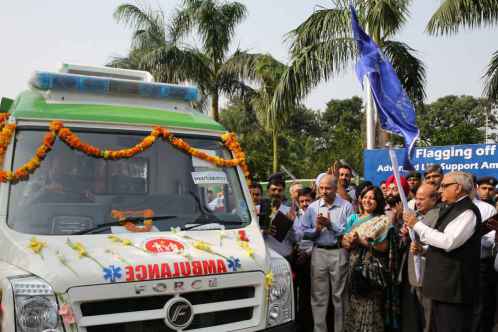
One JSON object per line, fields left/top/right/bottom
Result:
{"left": 248, "top": 164, "right": 498, "bottom": 332}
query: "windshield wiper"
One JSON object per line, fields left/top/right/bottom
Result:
{"left": 183, "top": 221, "right": 247, "bottom": 231}
{"left": 74, "top": 215, "right": 177, "bottom": 235}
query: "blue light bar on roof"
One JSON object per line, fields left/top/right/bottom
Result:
{"left": 31, "top": 71, "right": 199, "bottom": 102}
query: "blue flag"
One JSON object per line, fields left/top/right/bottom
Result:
{"left": 350, "top": 5, "right": 419, "bottom": 169}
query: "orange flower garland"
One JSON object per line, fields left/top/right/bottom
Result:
{"left": 111, "top": 209, "right": 155, "bottom": 233}
{"left": 0, "top": 115, "right": 252, "bottom": 184}
{"left": 222, "top": 133, "right": 252, "bottom": 185}
{"left": 0, "top": 113, "right": 10, "bottom": 129}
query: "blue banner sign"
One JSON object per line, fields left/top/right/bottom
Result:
{"left": 364, "top": 144, "right": 498, "bottom": 185}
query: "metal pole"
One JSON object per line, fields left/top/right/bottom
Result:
{"left": 364, "top": 17, "right": 376, "bottom": 150}
{"left": 365, "top": 77, "right": 376, "bottom": 149}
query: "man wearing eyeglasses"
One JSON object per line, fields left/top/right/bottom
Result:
{"left": 404, "top": 171, "right": 481, "bottom": 332}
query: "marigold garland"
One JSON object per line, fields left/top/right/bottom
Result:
{"left": 0, "top": 115, "right": 252, "bottom": 184}
{"left": 111, "top": 209, "right": 154, "bottom": 233}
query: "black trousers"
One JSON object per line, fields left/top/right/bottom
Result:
{"left": 430, "top": 300, "right": 473, "bottom": 332}
{"left": 293, "top": 255, "right": 313, "bottom": 332}
{"left": 471, "top": 257, "right": 497, "bottom": 332}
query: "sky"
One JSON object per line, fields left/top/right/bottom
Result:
{"left": 0, "top": 1, "right": 496, "bottom": 111}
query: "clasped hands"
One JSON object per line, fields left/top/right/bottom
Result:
{"left": 341, "top": 231, "right": 374, "bottom": 250}
{"left": 315, "top": 214, "right": 331, "bottom": 232}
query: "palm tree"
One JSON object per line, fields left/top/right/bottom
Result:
{"left": 272, "top": 0, "right": 426, "bottom": 141}
{"left": 427, "top": 0, "right": 498, "bottom": 101}
{"left": 224, "top": 52, "right": 293, "bottom": 172}
{"left": 112, "top": 1, "right": 248, "bottom": 122}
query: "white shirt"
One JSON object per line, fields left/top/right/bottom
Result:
{"left": 474, "top": 199, "right": 497, "bottom": 258}
{"left": 473, "top": 199, "right": 496, "bottom": 221}
{"left": 413, "top": 196, "right": 477, "bottom": 252}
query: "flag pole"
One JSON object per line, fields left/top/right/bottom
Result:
{"left": 364, "top": 18, "right": 376, "bottom": 149}
{"left": 365, "top": 76, "right": 376, "bottom": 149}
{"left": 388, "top": 146, "right": 422, "bottom": 283}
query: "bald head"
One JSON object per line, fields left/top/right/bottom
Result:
{"left": 319, "top": 174, "right": 337, "bottom": 203}
{"left": 415, "top": 182, "right": 439, "bottom": 214}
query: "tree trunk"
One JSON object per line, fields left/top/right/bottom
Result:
{"left": 211, "top": 91, "right": 220, "bottom": 122}
{"left": 272, "top": 129, "right": 278, "bottom": 173}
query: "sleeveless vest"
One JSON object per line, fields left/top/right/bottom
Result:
{"left": 422, "top": 196, "right": 481, "bottom": 304}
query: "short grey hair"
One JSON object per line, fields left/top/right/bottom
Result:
{"left": 319, "top": 174, "right": 338, "bottom": 188}
{"left": 447, "top": 171, "right": 474, "bottom": 194}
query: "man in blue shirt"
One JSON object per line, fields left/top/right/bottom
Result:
{"left": 301, "top": 174, "right": 353, "bottom": 332}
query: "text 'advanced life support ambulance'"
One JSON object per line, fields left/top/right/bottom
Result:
{"left": 0, "top": 64, "right": 295, "bottom": 332}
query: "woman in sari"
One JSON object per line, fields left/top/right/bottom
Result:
{"left": 342, "top": 186, "right": 401, "bottom": 332}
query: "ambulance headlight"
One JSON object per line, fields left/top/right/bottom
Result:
{"left": 266, "top": 256, "right": 294, "bottom": 327}
{"left": 10, "top": 276, "right": 63, "bottom": 332}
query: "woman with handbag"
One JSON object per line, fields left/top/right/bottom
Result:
{"left": 342, "top": 186, "right": 401, "bottom": 332}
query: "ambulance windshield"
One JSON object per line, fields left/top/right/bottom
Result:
{"left": 7, "top": 129, "right": 251, "bottom": 235}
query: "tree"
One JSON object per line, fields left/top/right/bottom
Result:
{"left": 417, "top": 95, "right": 497, "bottom": 146}
{"left": 223, "top": 52, "right": 296, "bottom": 173}
{"left": 318, "top": 97, "right": 365, "bottom": 174}
{"left": 427, "top": 0, "right": 498, "bottom": 100}
{"left": 272, "top": 0, "right": 426, "bottom": 119}
{"left": 112, "top": 1, "right": 250, "bottom": 121}
{"left": 220, "top": 96, "right": 363, "bottom": 180}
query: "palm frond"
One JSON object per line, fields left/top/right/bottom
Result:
{"left": 106, "top": 56, "right": 140, "bottom": 70}
{"left": 484, "top": 49, "right": 498, "bottom": 101}
{"left": 427, "top": 0, "right": 498, "bottom": 35}
{"left": 219, "top": 50, "right": 262, "bottom": 83}
{"left": 171, "top": 0, "right": 247, "bottom": 63}
{"left": 106, "top": 48, "right": 146, "bottom": 70}
{"left": 114, "top": 3, "right": 167, "bottom": 49}
{"left": 273, "top": 38, "right": 356, "bottom": 113}
{"left": 364, "top": 0, "right": 411, "bottom": 42}
{"left": 288, "top": 6, "right": 351, "bottom": 55}
{"left": 170, "top": 0, "right": 202, "bottom": 42}
{"left": 196, "top": 1, "right": 247, "bottom": 62}
{"left": 114, "top": 3, "right": 157, "bottom": 30}
{"left": 140, "top": 45, "right": 211, "bottom": 86}
{"left": 383, "top": 40, "right": 426, "bottom": 103}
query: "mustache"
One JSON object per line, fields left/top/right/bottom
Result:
{"left": 385, "top": 195, "right": 401, "bottom": 205}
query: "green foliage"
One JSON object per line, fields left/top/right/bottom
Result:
{"left": 111, "top": 1, "right": 251, "bottom": 121}
{"left": 222, "top": 95, "right": 495, "bottom": 181}
{"left": 427, "top": 0, "right": 498, "bottom": 101}
{"left": 272, "top": 0, "right": 426, "bottom": 118}
{"left": 221, "top": 96, "right": 364, "bottom": 181}
{"left": 417, "top": 95, "right": 497, "bottom": 146}
{"left": 426, "top": 0, "right": 498, "bottom": 35}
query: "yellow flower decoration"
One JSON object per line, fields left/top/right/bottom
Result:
{"left": 108, "top": 235, "right": 121, "bottom": 242}
{"left": 265, "top": 272, "right": 274, "bottom": 290}
{"left": 67, "top": 240, "right": 88, "bottom": 258}
{"left": 193, "top": 240, "right": 212, "bottom": 253}
{"left": 28, "top": 237, "right": 46, "bottom": 257}
{"left": 107, "top": 235, "right": 149, "bottom": 254}
{"left": 66, "top": 238, "right": 103, "bottom": 268}
{"left": 219, "top": 230, "right": 226, "bottom": 247}
{"left": 239, "top": 241, "right": 255, "bottom": 258}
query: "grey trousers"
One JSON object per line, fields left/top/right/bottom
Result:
{"left": 310, "top": 247, "right": 349, "bottom": 332}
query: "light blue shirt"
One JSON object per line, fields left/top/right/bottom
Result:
{"left": 302, "top": 196, "right": 353, "bottom": 246}
{"left": 293, "top": 209, "right": 306, "bottom": 242}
